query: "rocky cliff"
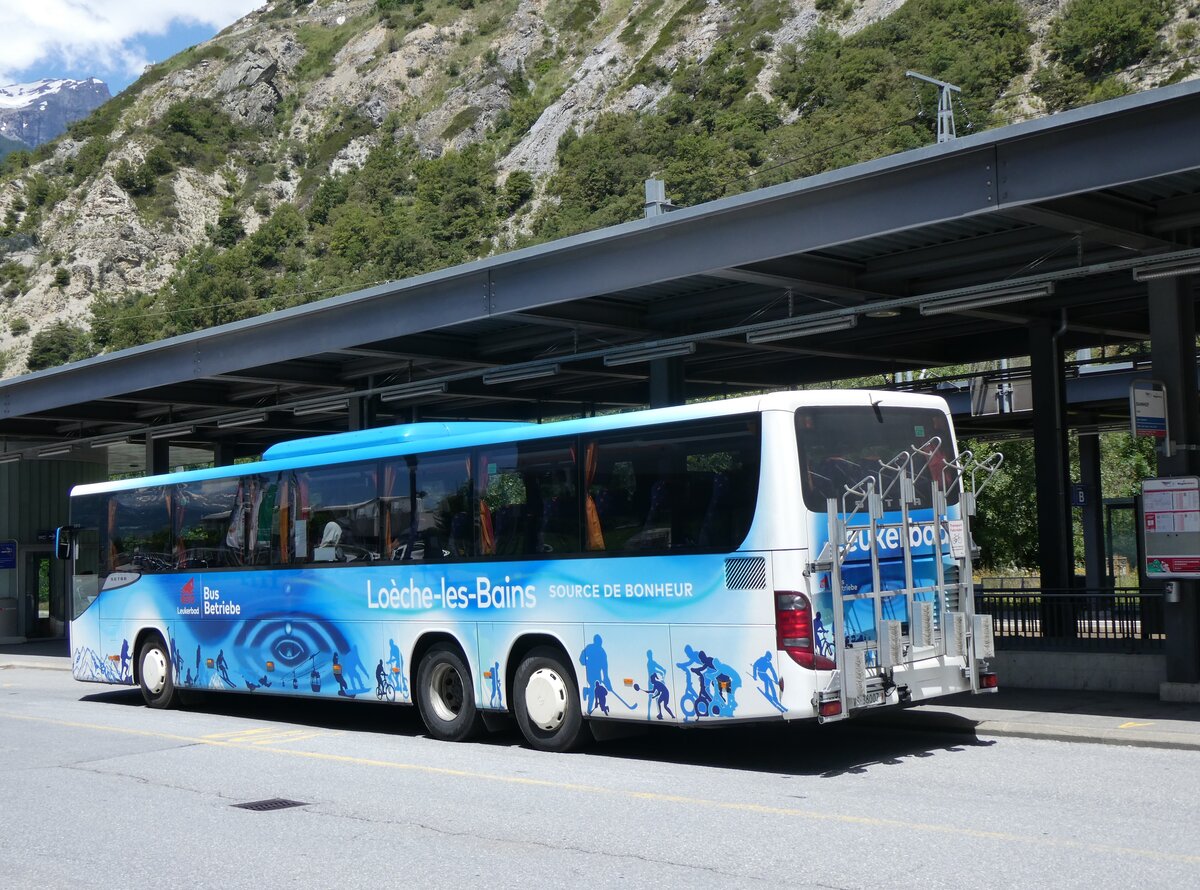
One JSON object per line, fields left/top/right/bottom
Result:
{"left": 0, "top": 0, "right": 1195, "bottom": 377}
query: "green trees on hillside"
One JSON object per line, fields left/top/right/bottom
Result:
{"left": 533, "top": 0, "right": 1032, "bottom": 240}
{"left": 1033, "top": 0, "right": 1170, "bottom": 110}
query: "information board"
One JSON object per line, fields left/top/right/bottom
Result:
{"left": 1142, "top": 476, "right": 1200, "bottom": 578}
{"left": 0, "top": 540, "right": 15, "bottom": 570}
{"left": 1131, "top": 381, "right": 1168, "bottom": 440}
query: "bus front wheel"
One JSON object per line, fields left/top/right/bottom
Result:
{"left": 415, "top": 644, "right": 483, "bottom": 742}
{"left": 137, "top": 634, "right": 178, "bottom": 709}
{"left": 513, "top": 647, "right": 585, "bottom": 753}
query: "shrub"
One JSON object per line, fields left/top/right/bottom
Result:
{"left": 1045, "top": 0, "right": 1169, "bottom": 77}
{"left": 27, "top": 321, "right": 91, "bottom": 371}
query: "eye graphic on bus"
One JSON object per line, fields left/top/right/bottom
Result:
{"left": 272, "top": 637, "right": 307, "bottom": 665}
{"left": 237, "top": 617, "right": 350, "bottom": 669}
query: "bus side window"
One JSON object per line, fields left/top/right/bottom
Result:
{"left": 293, "top": 462, "right": 380, "bottom": 564}
{"left": 391, "top": 451, "right": 473, "bottom": 562}
{"left": 587, "top": 419, "right": 761, "bottom": 555}
{"left": 110, "top": 486, "right": 174, "bottom": 573}
{"left": 479, "top": 439, "right": 579, "bottom": 557}
{"left": 176, "top": 478, "right": 242, "bottom": 569}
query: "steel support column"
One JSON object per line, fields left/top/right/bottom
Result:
{"left": 1149, "top": 277, "right": 1200, "bottom": 684}
{"left": 145, "top": 438, "right": 169, "bottom": 476}
{"left": 1030, "top": 319, "right": 1074, "bottom": 605}
{"left": 1078, "top": 431, "right": 1106, "bottom": 589}
{"left": 348, "top": 395, "right": 377, "bottom": 432}
{"left": 649, "top": 357, "right": 686, "bottom": 408}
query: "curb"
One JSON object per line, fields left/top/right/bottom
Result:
{"left": 968, "top": 719, "right": 1200, "bottom": 752}
{"left": 0, "top": 659, "right": 71, "bottom": 672}
{"left": 866, "top": 709, "right": 1200, "bottom": 752}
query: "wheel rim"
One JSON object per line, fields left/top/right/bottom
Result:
{"left": 525, "top": 667, "right": 568, "bottom": 731}
{"left": 428, "top": 662, "right": 465, "bottom": 723}
{"left": 141, "top": 647, "right": 167, "bottom": 695}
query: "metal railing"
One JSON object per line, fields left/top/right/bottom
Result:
{"left": 974, "top": 587, "right": 1166, "bottom": 652}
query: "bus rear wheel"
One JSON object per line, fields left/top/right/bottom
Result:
{"left": 137, "top": 634, "right": 178, "bottom": 709}
{"left": 513, "top": 647, "right": 585, "bottom": 753}
{"left": 415, "top": 644, "right": 483, "bottom": 742}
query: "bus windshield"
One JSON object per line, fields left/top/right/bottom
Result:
{"left": 796, "top": 405, "right": 958, "bottom": 512}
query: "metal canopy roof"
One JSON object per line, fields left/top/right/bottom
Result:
{"left": 4, "top": 79, "right": 1200, "bottom": 456}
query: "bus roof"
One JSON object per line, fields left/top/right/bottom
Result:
{"left": 70, "top": 389, "right": 951, "bottom": 496}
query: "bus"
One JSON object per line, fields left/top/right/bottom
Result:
{"left": 59, "top": 390, "right": 998, "bottom": 752}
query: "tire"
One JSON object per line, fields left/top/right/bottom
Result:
{"left": 513, "top": 647, "right": 585, "bottom": 753}
{"left": 415, "top": 644, "right": 483, "bottom": 742}
{"left": 137, "top": 634, "right": 179, "bottom": 709}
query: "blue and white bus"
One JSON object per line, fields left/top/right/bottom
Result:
{"left": 61, "top": 391, "right": 997, "bottom": 751}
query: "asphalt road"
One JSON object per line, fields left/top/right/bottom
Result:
{"left": 2, "top": 667, "right": 1198, "bottom": 889}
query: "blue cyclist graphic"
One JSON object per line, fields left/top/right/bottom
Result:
{"left": 752, "top": 650, "right": 786, "bottom": 713}
{"left": 488, "top": 660, "right": 502, "bottom": 708}
{"left": 813, "top": 611, "right": 833, "bottom": 657}
{"left": 676, "top": 645, "right": 739, "bottom": 720}
{"left": 578, "top": 634, "right": 636, "bottom": 715}
{"left": 709, "top": 655, "right": 742, "bottom": 716}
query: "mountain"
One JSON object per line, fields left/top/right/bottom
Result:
{"left": 0, "top": 134, "right": 23, "bottom": 161}
{"left": 0, "top": 78, "right": 111, "bottom": 149}
{"left": 0, "top": 0, "right": 1196, "bottom": 378}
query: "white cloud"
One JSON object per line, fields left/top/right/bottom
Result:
{"left": 0, "top": 1, "right": 263, "bottom": 85}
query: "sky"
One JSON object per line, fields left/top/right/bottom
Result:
{"left": 0, "top": 1, "right": 263, "bottom": 94}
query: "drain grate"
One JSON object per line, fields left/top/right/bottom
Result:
{"left": 232, "top": 798, "right": 307, "bottom": 812}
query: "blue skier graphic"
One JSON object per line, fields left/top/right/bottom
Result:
{"left": 752, "top": 650, "right": 786, "bottom": 713}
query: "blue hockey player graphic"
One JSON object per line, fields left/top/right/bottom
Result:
{"left": 637, "top": 649, "right": 671, "bottom": 722}
{"left": 579, "top": 634, "right": 635, "bottom": 715}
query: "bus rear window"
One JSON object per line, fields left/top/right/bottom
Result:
{"left": 796, "top": 406, "right": 958, "bottom": 513}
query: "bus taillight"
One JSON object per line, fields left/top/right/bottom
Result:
{"left": 775, "top": 591, "right": 834, "bottom": 670}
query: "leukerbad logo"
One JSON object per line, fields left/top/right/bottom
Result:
{"left": 180, "top": 578, "right": 195, "bottom": 605}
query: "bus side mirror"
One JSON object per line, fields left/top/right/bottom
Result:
{"left": 54, "top": 526, "right": 72, "bottom": 560}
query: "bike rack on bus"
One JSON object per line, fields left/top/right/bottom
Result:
{"left": 815, "top": 441, "right": 1004, "bottom": 721}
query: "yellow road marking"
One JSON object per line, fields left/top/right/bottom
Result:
{"left": 2, "top": 709, "right": 1198, "bottom": 866}
{"left": 1119, "top": 721, "right": 1154, "bottom": 729}
{"left": 202, "top": 726, "right": 336, "bottom": 745}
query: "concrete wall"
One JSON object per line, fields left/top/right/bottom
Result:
{"left": 992, "top": 650, "right": 1167, "bottom": 694}
{"left": 0, "top": 457, "right": 107, "bottom": 640}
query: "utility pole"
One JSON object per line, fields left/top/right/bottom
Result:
{"left": 906, "top": 71, "right": 962, "bottom": 143}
